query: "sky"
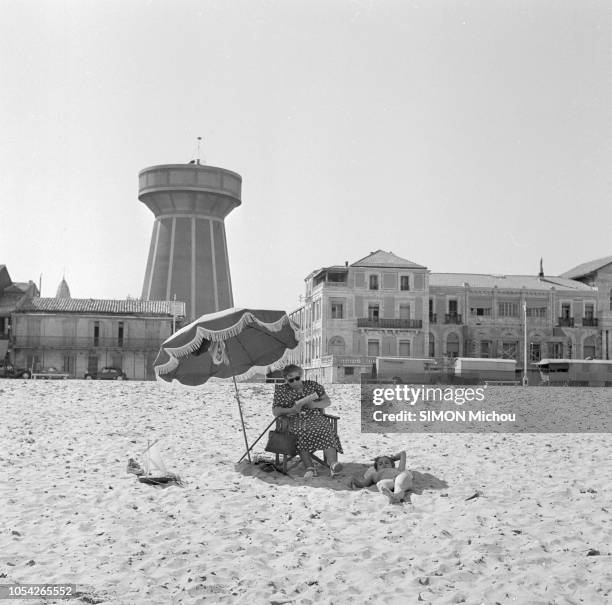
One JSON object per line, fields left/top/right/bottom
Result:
{"left": 1, "top": 0, "right": 611, "bottom": 312}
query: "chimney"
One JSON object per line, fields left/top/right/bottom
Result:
{"left": 539, "top": 258, "right": 544, "bottom": 278}
{"left": 345, "top": 261, "right": 348, "bottom": 267}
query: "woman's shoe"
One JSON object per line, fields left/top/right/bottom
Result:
{"left": 330, "top": 462, "right": 343, "bottom": 478}
{"left": 304, "top": 467, "right": 318, "bottom": 480}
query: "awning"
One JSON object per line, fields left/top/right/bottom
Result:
{"left": 0, "top": 340, "right": 8, "bottom": 359}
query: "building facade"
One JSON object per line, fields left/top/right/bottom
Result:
{"left": 0, "top": 265, "right": 39, "bottom": 363}
{"left": 561, "top": 256, "right": 612, "bottom": 361}
{"left": 293, "top": 251, "right": 603, "bottom": 384}
{"left": 11, "top": 285, "right": 185, "bottom": 380}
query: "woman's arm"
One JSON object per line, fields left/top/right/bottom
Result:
{"left": 303, "top": 393, "right": 331, "bottom": 409}
{"left": 272, "top": 400, "right": 304, "bottom": 417}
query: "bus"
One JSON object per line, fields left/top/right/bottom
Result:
{"left": 536, "top": 359, "right": 612, "bottom": 387}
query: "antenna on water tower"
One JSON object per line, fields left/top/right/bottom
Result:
{"left": 196, "top": 136, "right": 202, "bottom": 165}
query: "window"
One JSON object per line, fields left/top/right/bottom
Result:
{"left": 583, "top": 336, "right": 596, "bottom": 359}
{"left": 448, "top": 300, "right": 458, "bottom": 315}
{"left": 561, "top": 303, "right": 571, "bottom": 319}
{"left": 368, "top": 304, "right": 380, "bottom": 321}
{"left": 87, "top": 355, "right": 98, "bottom": 374}
{"left": 470, "top": 307, "right": 491, "bottom": 316}
{"left": 584, "top": 304, "right": 594, "bottom": 319}
{"left": 498, "top": 302, "right": 519, "bottom": 317}
{"left": 26, "top": 354, "right": 41, "bottom": 372}
{"left": 344, "top": 367, "right": 354, "bottom": 376}
{"left": 610, "top": 292, "right": 612, "bottom": 312}
{"left": 63, "top": 355, "right": 75, "bottom": 374}
{"left": 480, "top": 341, "right": 491, "bottom": 358}
{"left": 549, "top": 342, "right": 563, "bottom": 359}
{"left": 400, "top": 276, "right": 410, "bottom": 291}
{"left": 399, "top": 341, "right": 411, "bottom": 357}
{"left": 399, "top": 304, "right": 411, "bottom": 320}
{"left": 526, "top": 307, "right": 547, "bottom": 318}
{"left": 501, "top": 341, "right": 518, "bottom": 360}
{"left": 529, "top": 342, "right": 541, "bottom": 363}
{"left": 118, "top": 321, "right": 124, "bottom": 347}
{"left": 369, "top": 275, "right": 379, "bottom": 290}
{"left": 0, "top": 317, "right": 6, "bottom": 335}
{"left": 367, "top": 340, "right": 380, "bottom": 356}
{"left": 428, "top": 333, "right": 435, "bottom": 357}
{"left": 93, "top": 321, "right": 100, "bottom": 346}
{"left": 328, "top": 336, "right": 345, "bottom": 355}
{"left": 446, "top": 333, "right": 460, "bottom": 358}
{"left": 331, "top": 302, "right": 343, "bottom": 319}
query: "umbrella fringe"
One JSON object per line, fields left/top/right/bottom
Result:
{"left": 156, "top": 313, "right": 299, "bottom": 376}
{"left": 155, "top": 356, "right": 290, "bottom": 386}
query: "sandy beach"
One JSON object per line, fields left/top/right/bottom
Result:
{"left": 1, "top": 380, "right": 611, "bottom": 604}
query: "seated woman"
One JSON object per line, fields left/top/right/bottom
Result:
{"left": 272, "top": 364, "right": 343, "bottom": 479}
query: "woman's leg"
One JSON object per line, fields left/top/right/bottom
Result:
{"left": 300, "top": 450, "right": 314, "bottom": 469}
{"left": 324, "top": 447, "right": 338, "bottom": 465}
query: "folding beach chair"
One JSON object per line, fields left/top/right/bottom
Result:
{"left": 238, "top": 413, "right": 340, "bottom": 475}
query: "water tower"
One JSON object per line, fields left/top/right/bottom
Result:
{"left": 139, "top": 162, "right": 241, "bottom": 320}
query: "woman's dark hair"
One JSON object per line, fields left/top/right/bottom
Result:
{"left": 373, "top": 456, "right": 395, "bottom": 471}
{"left": 282, "top": 364, "right": 302, "bottom": 378}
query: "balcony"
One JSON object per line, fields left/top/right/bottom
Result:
{"left": 444, "top": 313, "right": 462, "bottom": 325}
{"left": 429, "top": 313, "right": 437, "bottom": 323}
{"left": 324, "top": 281, "right": 348, "bottom": 288}
{"left": 582, "top": 317, "right": 598, "bottom": 327}
{"left": 13, "top": 336, "right": 163, "bottom": 350}
{"left": 557, "top": 317, "right": 575, "bottom": 328}
{"left": 357, "top": 318, "right": 423, "bottom": 329}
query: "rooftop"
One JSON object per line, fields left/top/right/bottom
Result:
{"left": 351, "top": 250, "right": 427, "bottom": 269}
{"left": 429, "top": 273, "right": 595, "bottom": 291}
{"left": 16, "top": 298, "right": 186, "bottom": 317}
{"left": 561, "top": 256, "right": 612, "bottom": 280}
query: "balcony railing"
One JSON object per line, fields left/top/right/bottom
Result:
{"left": 557, "top": 317, "right": 575, "bottom": 328}
{"left": 357, "top": 318, "right": 423, "bottom": 329}
{"left": 13, "top": 336, "right": 163, "bottom": 350}
{"left": 429, "top": 313, "right": 437, "bottom": 323}
{"left": 582, "top": 317, "right": 598, "bottom": 327}
{"left": 444, "top": 313, "right": 462, "bottom": 324}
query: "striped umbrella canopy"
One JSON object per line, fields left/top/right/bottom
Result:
{"left": 154, "top": 308, "right": 299, "bottom": 462}
{"left": 154, "top": 308, "right": 299, "bottom": 386}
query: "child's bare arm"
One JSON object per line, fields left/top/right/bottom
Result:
{"left": 349, "top": 470, "right": 376, "bottom": 489}
{"left": 395, "top": 451, "right": 407, "bottom": 472}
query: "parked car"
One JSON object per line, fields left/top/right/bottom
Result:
{"left": 84, "top": 367, "right": 128, "bottom": 380}
{"left": 0, "top": 363, "right": 31, "bottom": 379}
{"left": 33, "top": 367, "right": 70, "bottom": 379}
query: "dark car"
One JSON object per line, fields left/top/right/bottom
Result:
{"left": 0, "top": 363, "right": 31, "bottom": 379}
{"left": 84, "top": 367, "right": 127, "bottom": 380}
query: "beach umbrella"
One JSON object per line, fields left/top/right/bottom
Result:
{"left": 153, "top": 308, "right": 299, "bottom": 462}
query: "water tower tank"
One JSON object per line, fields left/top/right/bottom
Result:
{"left": 139, "top": 163, "right": 241, "bottom": 320}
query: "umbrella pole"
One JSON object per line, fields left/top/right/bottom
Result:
{"left": 228, "top": 357, "right": 252, "bottom": 463}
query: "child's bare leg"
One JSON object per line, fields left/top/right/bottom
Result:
{"left": 392, "top": 471, "right": 413, "bottom": 502}
{"left": 376, "top": 479, "right": 396, "bottom": 503}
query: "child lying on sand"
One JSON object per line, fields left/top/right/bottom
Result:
{"left": 349, "top": 451, "right": 412, "bottom": 504}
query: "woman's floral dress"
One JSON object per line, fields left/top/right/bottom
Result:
{"left": 272, "top": 380, "right": 343, "bottom": 454}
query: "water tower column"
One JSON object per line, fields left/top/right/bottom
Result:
{"left": 139, "top": 164, "right": 241, "bottom": 320}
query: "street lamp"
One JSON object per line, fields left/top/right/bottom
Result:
{"left": 522, "top": 301, "right": 528, "bottom": 386}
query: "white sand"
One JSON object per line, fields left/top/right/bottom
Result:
{"left": 1, "top": 381, "right": 611, "bottom": 604}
